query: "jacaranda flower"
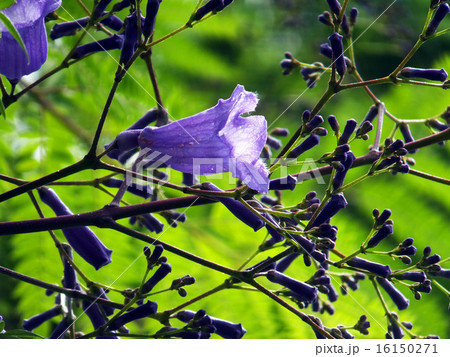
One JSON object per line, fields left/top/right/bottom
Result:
{"left": 0, "top": 0, "right": 61, "bottom": 81}
{"left": 38, "top": 187, "right": 112, "bottom": 270}
{"left": 138, "top": 85, "right": 269, "bottom": 192}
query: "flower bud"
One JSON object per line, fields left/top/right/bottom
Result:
{"left": 288, "top": 134, "right": 320, "bottom": 158}
{"left": 141, "top": 262, "right": 172, "bottom": 294}
{"left": 23, "top": 306, "right": 62, "bottom": 331}
{"left": 269, "top": 175, "right": 297, "bottom": 191}
{"left": 107, "top": 301, "right": 158, "bottom": 331}
{"left": 143, "top": 0, "right": 162, "bottom": 38}
{"left": 267, "top": 270, "right": 318, "bottom": 303}
{"left": 328, "top": 33, "right": 346, "bottom": 76}
{"left": 347, "top": 257, "right": 391, "bottom": 278}
{"left": 399, "top": 67, "right": 448, "bottom": 82}
{"left": 395, "top": 271, "right": 427, "bottom": 283}
{"left": 349, "top": 7, "right": 359, "bottom": 26}
{"left": 426, "top": 3, "right": 450, "bottom": 36}
{"left": 328, "top": 115, "right": 340, "bottom": 132}
{"left": 327, "top": 0, "right": 342, "bottom": 15}
{"left": 309, "top": 193, "right": 347, "bottom": 227}
{"left": 338, "top": 119, "right": 358, "bottom": 145}
{"left": 376, "top": 278, "right": 409, "bottom": 310}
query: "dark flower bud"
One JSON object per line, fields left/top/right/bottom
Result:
{"left": 202, "top": 183, "right": 265, "bottom": 231}
{"left": 395, "top": 271, "right": 426, "bottom": 283}
{"left": 309, "top": 193, "right": 347, "bottom": 228}
{"left": 305, "top": 115, "right": 324, "bottom": 132}
{"left": 141, "top": 262, "right": 172, "bottom": 294}
{"left": 429, "top": 268, "right": 450, "bottom": 279}
{"left": 332, "top": 151, "right": 355, "bottom": 190}
{"left": 426, "top": 3, "right": 450, "bottom": 36}
{"left": 266, "top": 135, "right": 282, "bottom": 150}
{"left": 347, "top": 257, "right": 391, "bottom": 278}
{"left": 376, "top": 156, "right": 401, "bottom": 170}
{"left": 349, "top": 7, "right": 358, "bottom": 26}
{"left": 82, "top": 301, "right": 118, "bottom": 338}
{"left": 50, "top": 317, "right": 71, "bottom": 339}
{"left": 139, "top": 213, "right": 164, "bottom": 233}
{"left": 353, "top": 315, "right": 370, "bottom": 335}
{"left": 93, "top": 288, "right": 115, "bottom": 316}
{"left": 182, "top": 173, "right": 198, "bottom": 186}
{"left": 394, "top": 164, "right": 409, "bottom": 174}
{"left": 288, "top": 134, "right": 320, "bottom": 159}
{"left": 327, "top": 0, "right": 342, "bottom": 15}
{"left": 376, "top": 278, "right": 409, "bottom": 310}
{"left": 340, "top": 14, "right": 349, "bottom": 35}
{"left": 415, "top": 279, "right": 432, "bottom": 293}
{"left": 423, "top": 246, "right": 432, "bottom": 257}
{"left": 397, "top": 246, "right": 417, "bottom": 256}
{"left": 270, "top": 127, "right": 290, "bottom": 137}
{"left": 318, "top": 11, "right": 333, "bottom": 27}
{"left": 328, "top": 115, "right": 340, "bottom": 132}
{"left": 386, "top": 139, "right": 405, "bottom": 155}
{"left": 143, "top": 0, "right": 162, "bottom": 38}
{"left": 302, "top": 110, "right": 311, "bottom": 123}
{"left": 401, "top": 321, "right": 413, "bottom": 330}
{"left": 269, "top": 175, "right": 297, "bottom": 191}
{"left": 112, "top": 0, "right": 132, "bottom": 12}
{"left": 209, "top": 317, "right": 246, "bottom": 339}
{"left": 38, "top": 188, "right": 112, "bottom": 270}
{"left": 193, "top": 0, "right": 225, "bottom": 21}
{"left": 428, "top": 118, "right": 449, "bottom": 131}
{"left": 401, "top": 238, "right": 414, "bottom": 247}
{"left": 367, "top": 224, "right": 393, "bottom": 249}
{"left": 93, "top": 0, "right": 113, "bottom": 19}
{"left": 308, "top": 315, "right": 326, "bottom": 339}
{"left": 261, "top": 195, "right": 278, "bottom": 206}
{"left": 375, "top": 209, "right": 392, "bottom": 226}
{"left": 338, "top": 325, "right": 355, "bottom": 339}
{"left": 312, "top": 127, "right": 328, "bottom": 136}
{"left": 71, "top": 34, "right": 123, "bottom": 59}
{"left": 291, "top": 235, "right": 316, "bottom": 254}
{"left": 100, "top": 15, "right": 125, "bottom": 31}
{"left": 23, "top": 306, "right": 62, "bottom": 331}
{"left": 102, "top": 177, "right": 153, "bottom": 199}
{"left": 50, "top": 18, "right": 89, "bottom": 40}
{"left": 338, "top": 119, "right": 358, "bottom": 145}
{"left": 108, "top": 301, "right": 158, "bottom": 331}
{"left": 355, "top": 121, "right": 373, "bottom": 137}
{"left": 319, "top": 43, "right": 333, "bottom": 59}
{"left": 311, "top": 250, "right": 327, "bottom": 264}
{"left": 266, "top": 270, "right": 318, "bottom": 303}
{"left": 328, "top": 33, "right": 346, "bottom": 76}
{"left": 274, "top": 253, "right": 301, "bottom": 273}
{"left": 146, "top": 244, "right": 164, "bottom": 266}
{"left": 399, "top": 67, "right": 448, "bottom": 82}
{"left": 422, "top": 253, "right": 441, "bottom": 267}
{"left": 120, "top": 12, "right": 140, "bottom": 65}
{"left": 281, "top": 59, "right": 295, "bottom": 75}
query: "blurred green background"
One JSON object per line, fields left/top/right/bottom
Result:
{"left": 0, "top": 0, "right": 449, "bottom": 338}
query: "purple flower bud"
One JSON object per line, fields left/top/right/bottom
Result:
{"left": 429, "top": 268, "right": 450, "bottom": 279}
{"left": 148, "top": 244, "right": 164, "bottom": 265}
{"left": 377, "top": 156, "right": 401, "bottom": 170}
{"left": 327, "top": 0, "right": 342, "bottom": 15}
{"left": 141, "top": 262, "right": 172, "bottom": 294}
{"left": 102, "top": 177, "right": 153, "bottom": 199}
{"left": 306, "top": 115, "right": 324, "bottom": 132}
{"left": 62, "top": 246, "right": 77, "bottom": 290}
{"left": 270, "top": 127, "right": 290, "bottom": 137}
{"left": 101, "top": 15, "right": 125, "bottom": 31}
{"left": 324, "top": 283, "right": 339, "bottom": 302}
{"left": 143, "top": 0, "right": 162, "bottom": 37}
{"left": 94, "top": 288, "right": 115, "bottom": 316}
{"left": 82, "top": 301, "right": 110, "bottom": 333}
{"left": 38, "top": 188, "right": 112, "bottom": 270}
{"left": 416, "top": 280, "right": 432, "bottom": 293}
{"left": 395, "top": 271, "right": 427, "bottom": 283}
{"left": 50, "top": 317, "right": 71, "bottom": 339}
{"left": 318, "top": 12, "right": 333, "bottom": 27}
{"left": 266, "top": 135, "right": 282, "bottom": 150}
{"left": 376, "top": 278, "right": 409, "bottom": 310}
{"left": 328, "top": 115, "right": 340, "bottom": 132}
{"left": 355, "top": 121, "right": 373, "bottom": 137}
{"left": 0, "top": 0, "right": 62, "bottom": 81}
{"left": 340, "top": 14, "right": 349, "bottom": 35}
{"left": 288, "top": 134, "right": 320, "bottom": 158}
{"left": 401, "top": 238, "right": 414, "bottom": 247}
{"left": 311, "top": 250, "right": 327, "bottom": 264}
{"left": 347, "top": 257, "right": 391, "bottom": 278}
{"left": 193, "top": 0, "right": 225, "bottom": 21}
{"left": 399, "top": 67, "right": 448, "bottom": 82}
{"left": 328, "top": 33, "right": 346, "bottom": 76}
{"left": 386, "top": 139, "right": 405, "bottom": 154}
{"left": 367, "top": 224, "right": 393, "bottom": 248}
{"left": 426, "top": 3, "right": 450, "bottom": 36}
{"left": 332, "top": 151, "right": 355, "bottom": 190}
{"left": 428, "top": 119, "right": 449, "bottom": 131}
{"left": 338, "top": 119, "right": 358, "bottom": 145}
{"left": 349, "top": 7, "right": 358, "bottom": 26}
{"left": 261, "top": 195, "right": 278, "bottom": 206}
{"left": 266, "top": 270, "right": 318, "bottom": 303}
{"left": 275, "top": 253, "right": 300, "bottom": 273}
{"left": 140, "top": 213, "right": 164, "bottom": 233}
{"left": 108, "top": 301, "right": 158, "bottom": 331}
{"left": 50, "top": 18, "right": 90, "bottom": 40}
{"left": 269, "top": 175, "right": 297, "bottom": 191}
{"left": 397, "top": 245, "right": 417, "bottom": 256}
{"left": 93, "top": 0, "right": 113, "bottom": 18}
{"left": 202, "top": 183, "right": 264, "bottom": 231}
{"left": 310, "top": 193, "right": 347, "bottom": 228}
{"left": 422, "top": 253, "right": 441, "bottom": 266}
{"left": 112, "top": 0, "right": 132, "bottom": 12}
{"left": 319, "top": 43, "right": 333, "bottom": 59}
{"left": 120, "top": 12, "right": 140, "bottom": 64}
{"left": 71, "top": 34, "right": 123, "bottom": 59}
{"left": 23, "top": 306, "right": 62, "bottom": 331}
{"left": 292, "top": 235, "right": 316, "bottom": 254}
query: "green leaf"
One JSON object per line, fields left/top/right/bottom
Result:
{"left": 0, "top": 11, "right": 29, "bottom": 63}
{"left": 0, "top": 95, "right": 6, "bottom": 119}
{"left": 0, "top": 329, "right": 45, "bottom": 339}
{"left": 0, "top": 0, "right": 15, "bottom": 10}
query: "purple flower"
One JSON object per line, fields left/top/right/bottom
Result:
{"left": 291, "top": 235, "right": 316, "bottom": 254}
{"left": 143, "top": 0, "right": 162, "bottom": 38}
{"left": 71, "top": 34, "right": 123, "bottom": 59}
{"left": 193, "top": 0, "right": 234, "bottom": 21}
{"left": 107, "top": 301, "right": 158, "bottom": 331}
{"left": 429, "top": 269, "right": 450, "bottom": 279}
{"left": 328, "top": 32, "right": 346, "bottom": 76}
{"left": 23, "top": 306, "right": 62, "bottom": 331}
{"left": 139, "top": 213, "right": 165, "bottom": 233}
{"left": 367, "top": 224, "right": 393, "bottom": 249}
{"left": 399, "top": 67, "right": 448, "bottom": 82}
{"left": 287, "top": 134, "right": 320, "bottom": 159}
{"left": 426, "top": 3, "right": 450, "bottom": 36}
{"left": 93, "top": 0, "right": 113, "bottom": 18}
{"left": 318, "top": 12, "right": 333, "bottom": 27}
{"left": 266, "top": 270, "right": 318, "bottom": 303}
{"left": 347, "top": 257, "right": 391, "bottom": 278}
{"left": 376, "top": 278, "right": 410, "bottom": 310}
{"left": 62, "top": 245, "right": 77, "bottom": 290}
{"left": 38, "top": 187, "right": 112, "bottom": 270}
{"left": 141, "top": 262, "right": 172, "bottom": 294}
{"left": 349, "top": 8, "right": 358, "bottom": 26}
{"left": 332, "top": 151, "right": 355, "bottom": 190}
{"left": 309, "top": 193, "right": 347, "bottom": 228}
{"left": 202, "top": 182, "right": 265, "bottom": 231}
{"left": 120, "top": 11, "right": 140, "bottom": 64}
{"left": 138, "top": 85, "right": 269, "bottom": 192}
{"left": 266, "top": 135, "right": 282, "bottom": 150}
{"left": 50, "top": 15, "right": 123, "bottom": 40}
{"left": 319, "top": 43, "right": 333, "bottom": 59}
{"left": 338, "top": 119, "right": 358, "bottom": 145}
{"left": 0, "top": 0, "right": 62, "bottom": 81}
{"left": 327, "top": 0, "right": 342, "bottom": 15}
{"left": 328, "top": 115, "right": 340, "bottom": 132}
{"left": 82, "top": 301, "right": 107, "bottom": 330}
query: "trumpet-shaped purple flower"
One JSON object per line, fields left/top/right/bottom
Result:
{"left": 0, "top": 0, "right": 61, "bottom": 81}
{"left": 137, "top": 85, "right": 269, "bottom": 192}
{"left": 38, "top": 187, "right": 112, "bottom": 270}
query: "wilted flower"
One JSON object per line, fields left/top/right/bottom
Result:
{"left": 0, "top": 0, "right": 62, "bottom": 81}
{"left": 38, "top": 187, "right": 112, "bottom": 270}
